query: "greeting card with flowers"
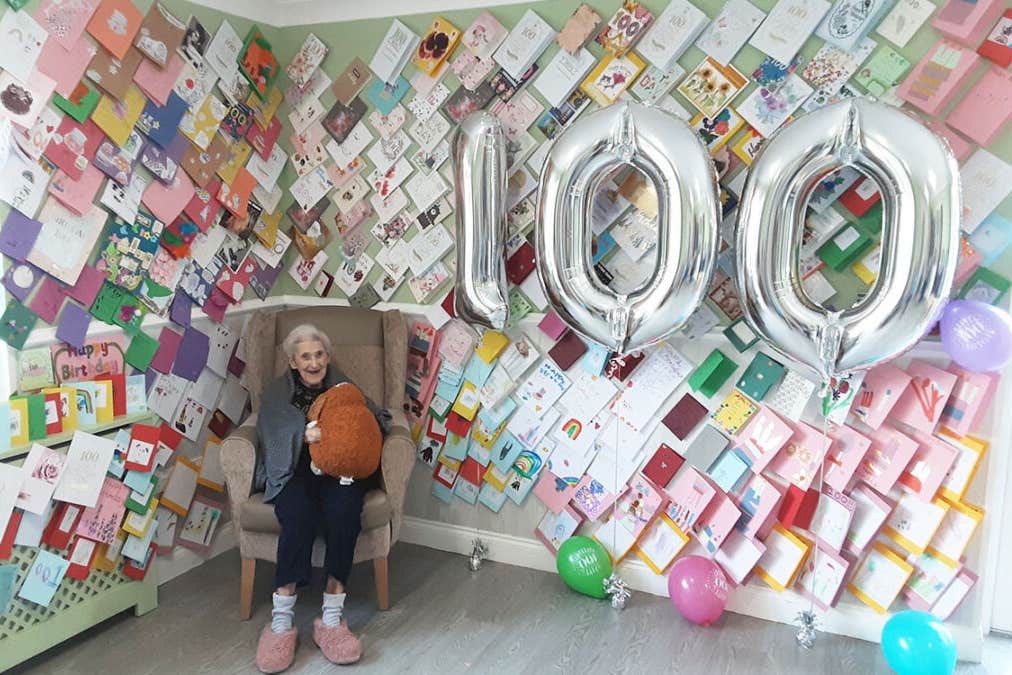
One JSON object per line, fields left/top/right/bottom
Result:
{"left": 677, "top": 57, "right": 748, "bottom": 118}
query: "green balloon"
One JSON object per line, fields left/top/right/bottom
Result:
{"left": 556, "top": 536, "right": 613, "bottom": 599}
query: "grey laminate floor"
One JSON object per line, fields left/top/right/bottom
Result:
{"left": 10, "top": 543, "right": 1012, "bottom": 674}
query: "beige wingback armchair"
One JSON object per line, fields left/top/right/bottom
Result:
{"left": 220, "top": 306, "right": 413, "bottom": 619}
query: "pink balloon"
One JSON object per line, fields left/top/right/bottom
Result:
{"left": 667, "top": 555, "right": 730, "bottom": 626}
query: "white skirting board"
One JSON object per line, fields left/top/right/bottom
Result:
{"left": 154, "top": 526, "right": 237, "bottom": 587}
{"left": 399, "top": 516, "right": 985, "bottom": 663}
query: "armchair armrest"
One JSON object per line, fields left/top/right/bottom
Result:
{"left": 380, "top": 408, "right": 414, "bottom": 545}
{"left": 221, "top": 413, "right": 259, "bottom": 526}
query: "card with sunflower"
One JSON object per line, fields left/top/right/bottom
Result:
{"left": 676, "top": 56, "right": 748, "bottom": 118}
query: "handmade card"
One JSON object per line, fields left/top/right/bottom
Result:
{"left": 635, "top": 515, "right": 690, "bottom": 574}
{"left": 796, "top": 539, "right": 850, "bottom": 610}
{"left": 884, "top": 494, "right": 949, "bottom": 556}
{"left": 857, "top": 424, "right": 920, "bottom": 495}
{"left": 897, "top": 41, "right": 979, "bottom": 117}
{"left": 849, "top": 542, "right": 914, "bottom": 613}
{"left": 19, "top": 549, "right": 69, "bottom": 608}
{"left": 666, "top": 467, "right": 716, "bottom": 533}
{"left": 610, "top": 343, "right": 692, "bottom": 432}
{"left": 890, "top": 361, "right": 957, "bottom": 434}
{"left": 927, "top": 499, "right": 983, "bottom": 568}
{"left": 755, "top": 523, "right": 809, "bottom": 592}
{"left": 852, "top": 363, "right": 911, "bottom": 429}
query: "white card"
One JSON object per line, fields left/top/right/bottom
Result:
{"left": 290, "top": 166, "right": 333, "bottom": 211}
{"left": 52, "top": 432, "right": 118, "bottom": 508}
{"left": 637, "top": 0, "right": 709, "bottom": 70}
{"left": 875, "top": 0, "right": 935, "bottom": 48}
{"left": 204, "top": 20, "right": 243, "bottom": 82}
{"left": 493, "top": 9, "right": 555, "bottom": 81}
{"left": 369, "top": 19, "right": 420, "bottom": 84}
{"left": 749, "top": 0, "right": 831, "bottom": 64}
{"left": 408, "top": 113, "right": 452, "bottom": 154}
{"left": 534, "top": 48, "right": 596, "bottom": 107}
{"left": 408, "top": 223, "right": 454, "bottom": 275}
{"left": 366, "top": 130, "right": 411, "bottom": 174}
{"left": 0, "top": 10, "right": 48, "bottom": 82}
{"left": 960, "top": 150, "right": 1012, "bottom": 234}
{"left": 696, "top": 0, "right": 767, "bottom": 65}
{"left": 245, "top": 144, "right": 287, "bottom": 193}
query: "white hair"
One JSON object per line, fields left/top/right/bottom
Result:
{"left": 282, "top": 323, "right": 332, "bottom": 359}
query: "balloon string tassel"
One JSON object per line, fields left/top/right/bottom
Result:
{"left": 468, "top": 538, "right": 488, "bottom": 572}
{"left": 604, "top": 573, "right": 631, "bottom": 610}
{"left": 795, "top": 609, "right": 819, "bottom": 650}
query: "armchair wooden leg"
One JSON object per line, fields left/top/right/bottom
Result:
{"left": 373, "top": 557, "right": 389, "bottom": 610}
{"left": 240, "top": 558, "right": 256, "bottom": 621}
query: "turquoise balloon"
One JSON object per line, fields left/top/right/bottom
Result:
{"left": 556, "top": 536, "right": 612, "bottom": 599}
{"left": 881, "top": 611, "right": 957, "bottom": 675}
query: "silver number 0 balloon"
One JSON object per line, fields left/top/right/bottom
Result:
{"left": 735, "top": 99, "right": 961, "bottom": 384}
{"left": 536, "top": 103, "right": 720, "bottom": 354}
{"left": 451, "top": 112, "right": 509, "bottom": 329}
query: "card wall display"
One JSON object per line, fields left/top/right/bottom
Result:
{"left": 0, "top": 0, "right": 1008, "bottom": 660}
{"left": 264, "top": 0, "right": 1008, "bottom": 657}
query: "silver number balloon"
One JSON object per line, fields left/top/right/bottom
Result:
{"left": 735, "top": 98, "right": 960, "bottom": 384}
{"left": 451, "top": 111, "right": 509, "bottom": 329}
{"left": 536, "top": 102, "right": 720, "bottom": 354}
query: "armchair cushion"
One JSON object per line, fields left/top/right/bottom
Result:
{"left": 239, "top": 489, "right": 393, "bottom": 535}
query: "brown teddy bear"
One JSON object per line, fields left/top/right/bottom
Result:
{"left": 306, "top": 383, "right": 382, "bottom": 479}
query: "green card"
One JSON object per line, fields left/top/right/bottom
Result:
{"left": 125, "top": 476, "right": 159, "bottom": 514}
{"left": 723, "top": 319, "right": 760, "bottom": 353}
{"left": 817, "top": 224, "right": 874, "bottom": 271}
{"left": 125, "top": 332, "right": 161, "bottom": 372}
{"left": 17, "top": 347, "right": 56, "bottom": 392}
{"left": 1, "top": 300, "right": 38, "bottom": 350}
{"left": 111, "top": 294, "right": 146, "bottom": 334}
{"left": 90, "top": 282, "right": 129, "bottom": 324}
{"left": 53, "top": 84, "right": 101, "bottom": 124}
{"left": 11, "top": 394, "right": 47, "bottom": 441}
{"left": 428, "top": 395, "right": 453, "bottom": 422}
{"left": 506, "top": 288, "right": 533, "bottom": 328}
{"left": 5, "top": 0, "right": 29, "bottom": 9}
{"left": 689, "top": 349, "right": 738, "bottom": 398}
{"left": 736, "top": 352, "right": 786, "bottom": 402}
{"left": 958, "top": 267, "right": 1011, "bottom": 305}
{"left": 853, "top": 47, "right": 911, "bottom": 96}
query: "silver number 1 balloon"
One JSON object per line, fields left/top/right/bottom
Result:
{"left": 536, "top": 102, "right": 720, "bottom": 354}
{"left": 451, "top": 112, "right": 509, "bottom": 330}
{"left": 735, "top": 98, "right": 961, "bottom": 384}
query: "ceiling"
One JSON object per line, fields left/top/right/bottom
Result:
{"left": 191, "top": 0, "right": 543, "bottom": 27}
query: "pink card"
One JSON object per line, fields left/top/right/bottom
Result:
{"left": 796, "top": 539, "right": 850, "bottom": 610}
{"left": 202, "top": 287, "right": 231, "bottom": 323}
{"left": 538, "top": 312, "right": 569, "bottom": 341}
{"left": 151, "top": 327, "right": 183, "bottom": 373}
{"left": 48, "top": 165, "right": 105, "bottom": 216}
{"left": 143, "top": 172, "right": 195, "bottom": 224}
{"left": 954, "top": 236, "right": 982, "bottom": 287}
{"left": 735, "top": 473, "right": 783, "bottom": 540}
{"left": 65, "top": 264, "right": 105, "bottom": 306}
{"left": 533, "top": 471, "right": 578, "bottom": 514}
{"left": 857, "top": 424, "right": 920, "bottom": 495}
{"left": 35, "top": 36, "right": 97, "bottom": 98}
{"left": 693, "top": 493, "right": 741, "bottom": 554}
{"left": 925, "top": 122, "right": 974, "bottom": 162}
{"left": 185, "top": 179, "right": 223, "bottom": 232}
{"left": 737, "top": 405, "right": 794, "bottom": 474}
{"left": 899, "top": 430, "right": 958, "bottom": 500}
{"left": 889, "top": 360, "right": 958, "bottom": 434}
{"left": 940, "top": 365, "right": 998, "bottom": 436}
{"left": 808, "top": 485, "right": 856, "bottom": 552}
{"left": 932, "top": 0, "right": 1005, "bottom": 45}
{"left": 930, "top": 568, "right": 978, "bottom": 620}
{"left": 29, "top": 275, "right": 66, "bottom": 324}
{"left": 824, "top": 423, "right": 872, "bottom": 492}
{"left": 36, "top": 0, "right": 99, "bottom": 51}
{"left": 946, "top": 67, "right": 1012, "bottom": 146}
{"left": 134, "top": 54, "right": 185, "bottom": 106}
{"left": 75, "top": 476, "right": 130, "bottom": 544}
{"left": 570, "top": 475, "right": 617, "bottom": 521}
{"left": 666, "top": 467, "right": 716, "bottom": 533}
{"left": 844, "top": 483, "right": 895, "bottom": 556}
{"left": 767, "top": 421, "right": 832, "bottom": 491}
{"left": 852, "top": 363, "right": 911, "bottom": 430}
{"left": 897, "top": 41, "right": 980, "bottom": 116}
{"left": 613, "top": 473, "right": 667, "bottom": 537}
{"left": 45, "top": 117, "right": 103, "bottom": 180}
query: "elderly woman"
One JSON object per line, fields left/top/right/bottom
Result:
{"left": 254, "top": 324, "right": 390, "bottom": 672}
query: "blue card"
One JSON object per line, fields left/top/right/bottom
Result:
{"left": 478, "top": 483, "right": 508, "bottom": 512}
{"left": 18, "top": 550, "right": 69, "bottom": 608}
{"left": 138, "top": 93, "right": 190, "bottom": 149}
{"left": 0, "top": 564, "right": 17, "bottom": 615}
{"left": 365, "top": 77, "right": 410, "bottom": 116}
{"left": 461, "top": 352, "right": 495, "bottom": 388}
{"left": 970, "top": 214, "right": 1012, "bottom": 267}
{"left": 442, "top": 431, "right": 469, "bottom": 461}
{"left": 490, "top": 430, "right": 523, "bottom": 473}
{"left": 431, "top": 480, "right": 454, "bottom": 504}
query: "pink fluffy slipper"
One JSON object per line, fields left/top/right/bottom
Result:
{"left": 256, "top": 625, "right": 297, "bottom": 673}
{"left": 313, "top": 618, "right": 362, "bottom": 665}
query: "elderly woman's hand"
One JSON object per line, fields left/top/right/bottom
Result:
{"left": 305, "top": 422, "right": 322, "bottom": 444}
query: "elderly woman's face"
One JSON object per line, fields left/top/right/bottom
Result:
{"left": 290, "top": 340, "right": 328, "bottom": 387}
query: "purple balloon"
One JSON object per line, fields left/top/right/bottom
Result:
{"left": 940, "top": 300, "right": 1012, "bottom": 372}
{"left": 667, "top": 555, "right": 729, "bottom": 626}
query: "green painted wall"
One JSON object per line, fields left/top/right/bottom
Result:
{"left": 265, "top": 0, "right": 1012, "bottom": 308}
